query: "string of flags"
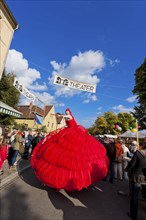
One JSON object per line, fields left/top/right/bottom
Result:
{"left": 13, "top": 78, "right": 36, "bottom": 103}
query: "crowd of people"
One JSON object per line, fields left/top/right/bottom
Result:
{"left": 0, "top": 109, "right": 146, "bottom": 220}
{"left": 98, "top": 135, "right": 146, "bottom": 220}
{"left": 0, "top": 126, "right": 44, "bottom": 174}
{"left": 98, "top": 136, "right": 139, "bottom": 183}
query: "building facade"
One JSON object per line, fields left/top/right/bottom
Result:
{"left": 15, "top": 104, "right": 61, "bottom": 133}
{"left": 0, "top": 0, "right": 19, "bottom": 79}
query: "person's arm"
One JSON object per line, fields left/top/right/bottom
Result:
{"left": 126, "top": 148, "right": 131, "bottom": 157}
{"left": 125, "top": 152, "right": 137, "bottom": 171}
{"left": 55, "top": 114, "right": 72, "bottom": 120}
{"left": 62, "top": 115, "right": 72, "bottom": 120}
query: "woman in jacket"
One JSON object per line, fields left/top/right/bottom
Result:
{"left": 9, "top": 129, "right": 23, "bottom": 168}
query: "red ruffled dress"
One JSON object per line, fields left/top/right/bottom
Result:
{"left": 0, "top": 145, "right": 8, "bottom": 169}
{"left": 31, "top": 112, "right": 109, "bottom": 191}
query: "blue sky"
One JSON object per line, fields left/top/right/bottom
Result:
{"left": 5, "top": 0, "right": 145, "bottom": 127}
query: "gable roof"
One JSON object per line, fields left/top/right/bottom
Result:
{"left": 17, "top": 104, "right": 53, "bottom": 119}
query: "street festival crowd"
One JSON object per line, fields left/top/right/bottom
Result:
{"left": 0, "top": 108, "right": 146, "bottom": 220}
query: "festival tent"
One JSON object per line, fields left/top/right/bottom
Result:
{"left": 119, "top": 130, "right": 136, "bottom": 138}
{"left": 138, "top": 130, "right": 146, "bottom": 138}
{"left": 0, "top": 101, "right": 22, "bottom": 118}
{"left": 119, "top": 130, "right": 146, "bottom": 139}
{"left": 103, "top": 134, "right": 117, "bottom": 139}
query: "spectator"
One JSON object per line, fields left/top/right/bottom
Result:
{"left": 31, "top": 131, "right": 43, "bottom": 154}
{"left": 142, "top": 137, "right": 146, "bottom": 148}
{"left": 129, "top": 141, "right": 138, "bottom": 157}
{"left": 105, "top": 141, "right": 116, "bottom": 183}
{"left": 121, "top": 140, "right": 131, "bottom": 180}
{"left": 7, "top": 129, "right": 16, "bottom": 166}
{"left": 3, "top": 127, "right": 11, "bottom": 145}
{"left": 23, "top": 130, "right": 33, "bottom": 159}
{"left": 9, "top": 129, "right": 23, "bottom": 168}
{"left": 125, "top": 143, "right": 146, "bottom": 220}
{"left": 114, "top": 138, "right": 124, "bottom": 181}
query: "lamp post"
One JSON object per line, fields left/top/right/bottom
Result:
{"left": 130, "top": 113, "right": 140, "bottom": 149}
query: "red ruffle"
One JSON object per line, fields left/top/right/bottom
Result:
{"left": 31, "top": 125, "right": 109, "bottom": 191}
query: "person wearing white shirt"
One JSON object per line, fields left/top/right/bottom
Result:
{"left": 122, "top": 142, "right": 131, "bottom": 179}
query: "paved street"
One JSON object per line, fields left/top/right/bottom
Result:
{"left": 0, "top": 162, "right": 145, "bottom": 220}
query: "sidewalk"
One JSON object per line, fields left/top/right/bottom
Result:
{"left": 0, "top": 154, "right": 31, "bottom": 189}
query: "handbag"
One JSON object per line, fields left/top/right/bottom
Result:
{"left": 115, "top": 155, "right": 122, "bottom": 163}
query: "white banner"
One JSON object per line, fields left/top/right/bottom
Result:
{"left": 13, "top": 78, "right": 36, "bottom": 102}
{"left": 53, "top": 74, "right": 96, "bottom": 93}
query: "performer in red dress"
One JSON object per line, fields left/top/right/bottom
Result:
{"left": 31, "top": 108, "right": 109, "bottom": 191}
{"left": 0, "top": 138, "right": 8, "bottom": 175}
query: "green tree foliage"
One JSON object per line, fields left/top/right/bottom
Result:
{"left": 0, "top": 71, "right": 20, "bottom": 108}
{"left": 0, "top": 70, "right": 20, "bottom": 125}
{"left": 132, "top": 58, "right": 146, "bottom": 129}
{"left": 132, "top": 58, "right": 146, "bottom": 107}
{"left": 104, "top": 112, "right": 118, "bottom": 134}
{"left": 87, "top": 112, "right": 136, "bottom": 135}
{"left": 93, "top": 116, "right": 108, "bottom": 135}
{"left": 131, "top": 105, "right": 146, "bottom": 129}
{"left": 118, "top": 112, "right": 136, "bottom": 131}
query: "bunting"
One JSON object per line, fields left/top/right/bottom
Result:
{"left": 53, "top": 74, "right": 96, "bottom": 93}
{"left": 13, "top": 78, "right": 36, "bottom": 102}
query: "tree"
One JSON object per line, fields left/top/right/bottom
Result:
{"left": 0, "top": 70, "right": 20, "bottom": 125}
{"left": 88, "top": 112, "right": 136, "bottom": 135}
{"left": 132, "top": 58, "right": 146, "bottom": 129}
{"left": 93, "top": 116, "right": 108, "bottom": 135}
{"left": 104, "top": 112, "right": 118, "bottom": 134}
{"left": 132, "top": 58, "right": 146, "bottom": 107}
{"left": 131, "top": 105, "right": 146, "bottom": 130}
{"left": 118, "top": 112, "right": 136, "bottom": 131}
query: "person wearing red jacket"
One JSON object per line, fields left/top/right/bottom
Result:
{"left": 114, "top": 138, "right": 124, "bottom": 181}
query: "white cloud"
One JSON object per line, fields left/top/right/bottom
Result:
{"left": 5, "top": 49, "right": 28, "bottom": 75}
{"left": 83, "top": 99, "right": 90, "bottom": 104}
{"left": 5, "top": 49, "right": 46, "bottom": 90}
{"left": 55, "top": 85, "right": 80, "bottom": 97}
{"left": 29, "top": 82, "right": 47, "bottom": 91}
{"left": 97, "top": 106, "right": 102, "bottom": 111}
{"left": 50, "top": 50, "right": 105, "bottom": 97}
{"left": 112, "top": 104, "right": 133, "bottom": 113}
{"left": 126, "top": 95, "right": 137, "bottom": 103}
{"left": 107, "top": 58, "right": 120, "bottom": 67}
{"left": 50, "top": 61, "right": 64, "bottom": 71}
{"left": 19, "top": 97, "right": 30, "bottom": 105}
{"left": 32, "top": 92, "right": 64, "bottom": 108}
{"left": 83, "top": 94, "right": 97, "bottom": 104}
{"left": 33, "top": 92, "right": 56, "bottom": 105}
{"left": 5, "top": 49, "right": 59, "bottom": 108}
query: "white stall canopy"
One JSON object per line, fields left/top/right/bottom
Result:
{"left": 0, "top": 101, "right": 22, "bottom": 118}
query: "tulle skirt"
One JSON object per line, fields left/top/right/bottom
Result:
{"left": 31, "top": 126, "right": 109, "bottom": 191}
{"left": 0, "top": 145, "right": 8, "bottom": 169}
